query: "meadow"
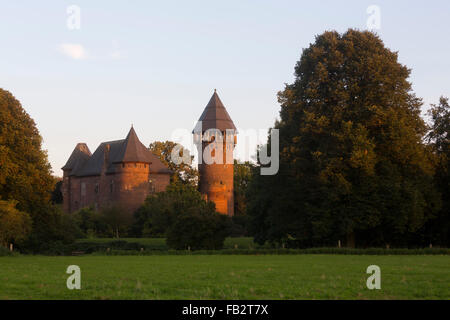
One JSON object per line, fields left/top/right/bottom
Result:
{"left": 0, "top": 254, "right": 448, "bottom": 300}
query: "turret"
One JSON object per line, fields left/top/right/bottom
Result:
{"left": 194, "top": 90, "right": 237, "bottom": 216}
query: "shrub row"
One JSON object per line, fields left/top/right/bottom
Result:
{"left": 91, "top": 247, "right": 450, "bottom": 256}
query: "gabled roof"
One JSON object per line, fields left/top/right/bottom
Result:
{"left": 193, "top": 90, "right": 236, "bottom": 133}
{"left": 62, "top": 143, "right": 91, "bottom": 175}
{"left": 64, "top": 127, "right": 171, "bottom": 177}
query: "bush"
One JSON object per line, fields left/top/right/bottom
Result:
{"left": 0, "top": 245, "right": 15, "bottom": 256}
{"left": 19, "top": 205, "right": 79, "bottom": 254}
{"left": 132, "top": 183, "right": 214, "bottom": 237}
{"left": 166, "top": 211, "right": 230, "bottom": 250}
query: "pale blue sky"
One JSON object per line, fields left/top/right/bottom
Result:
{"left": 1, "top": 1, "right": 449, "bottom": 176}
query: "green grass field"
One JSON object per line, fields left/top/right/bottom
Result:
{"left": 0, "top": 255, "right": 448, "bottom": 299}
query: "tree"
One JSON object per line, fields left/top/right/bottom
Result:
{"left": 248, "top": 29, "right": 439, "bottom": 248}
{"left": 234, "top": 160, "right": 255, "bottom": 216}
{"left": 0, "top": 199, "right": 32, "bottom": 247}
{"left": 133, "top": 182, "right": 215, "bottom": 237}
{"left": 232, "top": 160, "right": 256, "bottom": 236}
{"left": 100, "top": 206, "right": 132, "bottom": 239}
{"left": 0, "top": 88, "right": 55, "bottom": 214}
{"left": 0, "top": 89, "right": 78, "bottom": 252}
{"left": 424, "top": 97, "right": 450, "bottom": 246}
{"left": 51, "top": 178, "right": 63, "bottom": 204}
{"left": 149, "top": 141, "right": 199, "bottom": 187}
{"left": 73, "top": 206, "right": 108, "bottom": 238}
{"left": 166, "top": 210, "right": 229, "bottom": 250}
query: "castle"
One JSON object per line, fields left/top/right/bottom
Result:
{"left": 62, "top": 91, "right": 236, "bottom": 216}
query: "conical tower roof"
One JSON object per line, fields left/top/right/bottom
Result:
{"left": 193, "top": 90, "right": 236, "bottom": 133}
{"left": 71, "top": 127, "right": 171, "bottom": 176}
{"left": 119, "top": 126, "right": 153, "bottom": 163}
{"left": 62, "top": 143, "right": 91, "bottom": 175}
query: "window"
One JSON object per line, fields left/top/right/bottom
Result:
{"left": 81, "top": 182, "right": 86, "bottom": 197}
{"left": 122, "top": 163, "right": 125, "bottom": 168}
{"left": 110, "top": 180, "right": 114, "bottom": 193}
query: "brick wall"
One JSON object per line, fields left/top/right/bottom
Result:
{"left": 63, "top": 162, "right": 170, "bottom": 214}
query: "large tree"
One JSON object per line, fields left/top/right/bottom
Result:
{"left": 248, "top": 30, "right": 439, "bottom": 247}
{"left": 0, "top": 88, "right": 54, "bottom": 213}
{"left": 0, "top": 89, "right": 78, "bottom": 253}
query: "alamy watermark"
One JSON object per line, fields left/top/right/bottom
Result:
{"left": 169, "top": 122, "right": 279, "bottom": 175}
{"left": 66, "top": 5, "right": 81, "bottom": 30}
{"left": 366, "top": 5, "right": 381, "bottom": 31}
{"left": 366, "top": 265, "right": 381, "bottom": 290}
{"left": 66, "top": 265, "right": 81, "bottom": 290}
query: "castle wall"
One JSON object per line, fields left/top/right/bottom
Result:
{"left": 63, "top": 162, "right": 170, "bottom": 214}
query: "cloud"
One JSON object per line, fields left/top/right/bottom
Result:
{"left": 59, "top": 43, "right": 87, "bottom": 60}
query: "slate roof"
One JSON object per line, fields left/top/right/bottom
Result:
{"left": 62, "top": 127, "right": 171, "bottom": 176}
{"left": 61, "top": 143, "right": 91, "bottom": 173}
{"left": 193, "top": 90, "right": 236, "bottom": 133}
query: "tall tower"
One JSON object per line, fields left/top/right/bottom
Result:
{"left": 193, "top": 90, "right": 237, "bottom": 216}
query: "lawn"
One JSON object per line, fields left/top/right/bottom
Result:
{"left": 0, "top": 255, "right": 448, "bottom": 299}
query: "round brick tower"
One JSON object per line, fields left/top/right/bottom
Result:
{"left": 194, "top": 90, "right": 237, "bottom": 216}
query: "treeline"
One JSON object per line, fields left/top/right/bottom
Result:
{"left": 1, "top": 29, "right": 448, "bottom": 253}
{"left": 246, "top": 29, "right": 449, "bottom": 248}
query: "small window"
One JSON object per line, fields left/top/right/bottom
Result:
{"left": 122, "top": 163, "right": 125, "bottom": 168}
{"left": 94, "top": 183, "right": 99, "bottom": 194}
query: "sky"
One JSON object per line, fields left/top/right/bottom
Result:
{"left": 1, "top": 1, "right": 449, "bottom": 176}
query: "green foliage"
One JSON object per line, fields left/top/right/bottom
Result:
{"left": 231, "top": 160, "right": 256, "bottom": 236}
{"left": 423, "top": 97, "right": 450, "bottom": 246}
{"left": 248, "top": 29, "right": 440, "bottom": 248}
{"left": 21, "top": 204, "right": 80, "bottom": 253}
{"left": 100, "top": 206, "right": 133, "bottom": 239}
{"left": 0, "top": 88, "right": 55, "bottom": 214}
{"left": 149, "top": 141, "right": 199, "bottom": 187}
{"left": 72, "top": 205, "right": 134, "bottom": 239}
{"left": 72, "top": 206, "right": 108, "bottom": 238}
{"left": 0, "top": 199, "right": 32, "bottom": 247}
{"left": 166, "top": 210, "right": 230, "bottom": 250}
{"left": 51, "top": 178, "right": 63, "bottom": 204}
{"left": 133, "top": 182, "right": 215, "bottom": 237}
{"left": 132, "top": 183, "right": 230, "bottom": 250}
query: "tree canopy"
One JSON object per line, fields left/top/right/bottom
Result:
{"left": 149, "top": 141, "right": 198, "bottom": 187}
{"left": 248, "top": 30, "right": 440, "bottom": 248}
{"left": 0, "top": 88, "right": 54, "bottom": 214}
